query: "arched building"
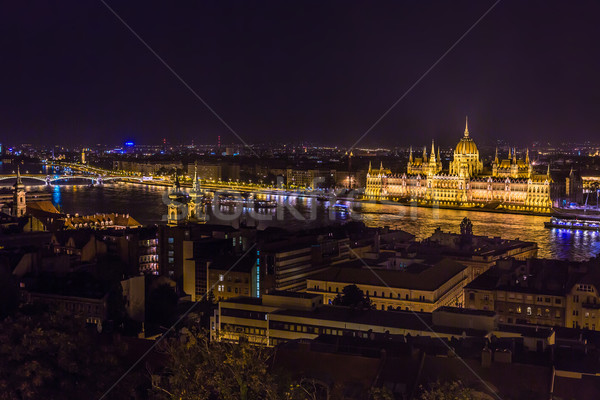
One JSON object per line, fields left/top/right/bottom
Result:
{"left": 365, "top": 118, "right": 553, "bottom": 213}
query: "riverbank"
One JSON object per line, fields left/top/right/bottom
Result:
{"left": 355, "top": 198, "right": 554, "bottom": 217}
{"left": 119, "top": 178, "right": 557, "bottom": 218}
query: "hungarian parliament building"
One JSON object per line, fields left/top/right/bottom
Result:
{"left": 365, "top": 119, "right": 553, "bottom": 213}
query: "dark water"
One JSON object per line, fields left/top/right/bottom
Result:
{"left": 1, "top": 172, "right": 599, "bottom": 261}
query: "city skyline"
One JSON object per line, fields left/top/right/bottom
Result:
{"left": 2, "top": 3, "right": 600, "bottom": 398}
{"left": 2, "top": 1, "right": 600, "bottom": 147}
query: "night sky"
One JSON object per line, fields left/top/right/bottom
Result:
{"left": 1, "top": 1, "right": 599, "bottom": 148}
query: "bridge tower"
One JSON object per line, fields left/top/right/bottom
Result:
{"left": 12, "top": 166, "right": 26, "bottom": 217}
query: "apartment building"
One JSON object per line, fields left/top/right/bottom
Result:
{"left": 306, "top": 257, "right": 468, "bottom": 312}
{"left": 465, "top": 258, "right": 600, "bottom": 330}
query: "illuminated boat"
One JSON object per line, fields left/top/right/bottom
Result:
{"left": 544, "top": 217, "right": 600, "bottom": 231}
{"left": 254, "top": 200, "right": 277, "bottom": 209}
{"left": 331, "top": 203, "right": 351, "bottom": 217}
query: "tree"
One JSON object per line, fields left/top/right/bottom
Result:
{"left": 0, "top": 305, "right": 128, "bottom": 400}
{"left": 332, "top": 284, "right": 374, "bottom": 309}
{"left": 369, "top": 387, "right": 394, "bottom": 400}
{"left": 0, "top": 269, "right": 18, "bottom": 320}
{"left": 150, "top": 326, "right": 283, "bottom": 400}
{"left": 417, "top": 380, "right": 474, "bottom": 400}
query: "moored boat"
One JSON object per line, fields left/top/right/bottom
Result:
{"left": 544, "top": 217, "right": 600, "bottom": 231}
{"left": 331, "top": 202, "right": 351, "bottom": 217}
{"left": 254, "top": 200, "right": 277, "bottom": 209}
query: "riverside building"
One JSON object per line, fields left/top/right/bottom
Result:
{"left": 365, "top": 118, "right": 553, "bottom": 212}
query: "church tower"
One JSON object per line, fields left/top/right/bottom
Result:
{"left": 167, "top": 174, "right": 186, "bottom": 226}
{"left": 12, "top": 166, "right": 26, "bottom": 217}
{"left": 188, "top": 162, "right": 205, "bottom": 223}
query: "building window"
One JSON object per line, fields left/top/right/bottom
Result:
{"left": 469, "top": 293, "right": 475, "bottom": 301}
{"left": 168, "top": 237, "right": 174, "bottom": 244}
{"left": 516, "top": 306, "right": 522, "bottom": 314}
{"left": 578, "top": 284, "right": 593, "bottom": 292}
{"left": 219, "top": 274, "right": 224, "bottom": 281}
{"left": 526, "top": 307, "right": 532, "bottom": 316}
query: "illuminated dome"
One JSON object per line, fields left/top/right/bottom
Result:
{"left": 455, "top": 117, "right": 478, "bottom": 155}
{"left": 449, "top": 116, "right": 483, "bottom": 177}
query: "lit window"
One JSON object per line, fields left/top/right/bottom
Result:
{"left": 219, "top": 274, "right": 224, "bottom": 281}
{"left": 526, "top": 307, "right": 532, "bottom": 316}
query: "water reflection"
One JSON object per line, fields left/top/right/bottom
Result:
{"left": 0, "top": 181, "right": 598, "bottom": 261}
{"left": 52, "top": 185, "right": 61, "bottom": 208}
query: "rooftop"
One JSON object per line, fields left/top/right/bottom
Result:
{"left": 465, "top": 258, "right": 600, "bottom": 296}
{"left": 270, "top": 305, "right": 488, "bottom": 337}
{"left": 265, "top": 290, "right": 321, "bottom": 299}
{"left": 308, "top": 258, "right": 467, "bottom": 291}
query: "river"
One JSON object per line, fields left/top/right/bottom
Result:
{"left": 1, "top": 161, "right": 599, "bottom": 261}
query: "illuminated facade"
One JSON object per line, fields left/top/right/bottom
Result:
{"left": 365, "top": 118, "right": 553, "bottom": 212}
